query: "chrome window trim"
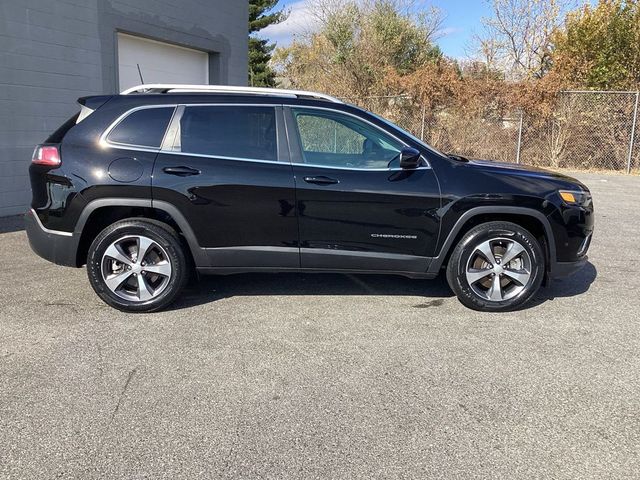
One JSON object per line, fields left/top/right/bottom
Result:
{"left": 155, "top": 149, "right": 429, "bottom": 171}
{"left": 285, "top": 104, "right": 432, "bottom": 171}
{"left": 157, "top": 150, "right": 292, "bottom": 166}
{"left": 289, "top": 162, "right": 431, "bottom": 172}
{"left": 99, "top": 104, "right": 178, "bottom": 152}
{"left": 100, "top": 102, "right": 432, "bottom": 171}
{"left": 101, "top": 144, "right": 163, "bottom": 154}
{"left": 30, "top": 209, "right": 73, "bottom": 237}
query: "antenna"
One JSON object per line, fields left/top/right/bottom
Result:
{"left": 136, "top": 64, "right": 145, "bottom": 84}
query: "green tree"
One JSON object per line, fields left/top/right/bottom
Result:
{"left": 273, "top": 0, "right": 444, "bottom": 97}
{"left": 551, "top": 0, "right": 640, "bottom": 89}
{"left": 249, "top": 0, "right": 287, "bottom": 87}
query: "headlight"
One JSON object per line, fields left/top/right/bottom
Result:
{"left": 559, "top": 190, "right": 591, "bottom": 206}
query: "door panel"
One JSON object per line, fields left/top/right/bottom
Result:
{"left": 286, "top": 107, "right": 441, "bottom": 272}
{"left": 152, "top": 105, "right": 298, "bottom": 268}
{"left": 295, "top": 165, "right": 440, "bottom": 266}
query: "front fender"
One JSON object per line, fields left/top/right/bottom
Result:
{"left": 428, "top": 205, "right": 558, "bottom": 275}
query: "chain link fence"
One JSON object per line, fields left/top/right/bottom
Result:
{"left": 345, "top": 91, "right": 640, "bottom": 173}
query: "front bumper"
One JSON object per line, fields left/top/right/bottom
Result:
{"left": 552, "top": 256, "right": 589, "bottom": 279}
{"left": 25, "top": 209, "right": 79, "bottom": 267}
{"left": 546, "top": 199, "right": 594, "bottom": 280}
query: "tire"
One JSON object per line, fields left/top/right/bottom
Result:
{"left": 446, "top": 221, "right": 545, "bottom": 312}
{"left": 87, "top": 219, "right": 189, "bottom": 313}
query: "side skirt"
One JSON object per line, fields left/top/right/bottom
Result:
{"left": 199, "top": 246, "right": 434, "bottom": 277}
{"left": 196, "top": 266, "right": 438, "bottom": 280}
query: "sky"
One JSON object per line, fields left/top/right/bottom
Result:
{"left": 261, "top": 0, "right": 494, "bottom": 60}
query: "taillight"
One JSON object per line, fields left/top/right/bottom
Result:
{"left": 32, "top": 145, "right": 61, "bottom": 166}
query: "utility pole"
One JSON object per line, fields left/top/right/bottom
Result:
{"left": 627, "top": 92, "right": 639, "bottom": 174}
{"left": 516, "top": 111, "right": 524, "bottom": 164}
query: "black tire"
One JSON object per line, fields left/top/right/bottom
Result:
{"left": 87, "top": 219, "right": 188, "bottom": 313}
{"left": 446, "top": 221, "right": 545, "bottom": 312}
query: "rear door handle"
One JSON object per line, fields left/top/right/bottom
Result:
{"left": 303, "top": 176, "right": 339, "bottom": 185}
{"left": 163, "top": 166, "right": 201, "bottom": 177}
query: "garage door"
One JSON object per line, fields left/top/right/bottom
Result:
{"left": 117, "top": 33, "right": 209, "bottom": 91}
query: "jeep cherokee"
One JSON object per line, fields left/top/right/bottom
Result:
{"left": 25, "top": 84, "right": 594, "bottom": 312}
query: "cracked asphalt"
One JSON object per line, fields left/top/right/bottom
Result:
{"left": 1, "top": 173, "right": 639, "bottom": 479}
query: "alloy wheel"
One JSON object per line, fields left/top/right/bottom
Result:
{"left": 101, "top": 235, "right": 172, "bottom": 302}
{"left": 465, "top": 237, "right": 532, "bottom": 302}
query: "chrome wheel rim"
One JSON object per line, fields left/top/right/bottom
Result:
{"left": 101, "top": 235, "right": 172, "bottom": 302}
{"left": 465, "top": 237, "right": 532, "bottom": 302}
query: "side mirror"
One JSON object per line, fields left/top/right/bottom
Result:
{"left": 399, "top": 147, "right": 422, "bottom": 169}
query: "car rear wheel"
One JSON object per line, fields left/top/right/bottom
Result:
{"left": 87, "top": 219, "right": 188, "bottom": 313}
{"left": 446, "top": 221, "right": 545, "bottom": 312}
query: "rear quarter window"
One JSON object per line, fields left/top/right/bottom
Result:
{"left": 107, "top": 107, "right": 175, "bottom": 148}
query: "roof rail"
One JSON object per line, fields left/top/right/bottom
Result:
{"left": 120, "top": 84, "right": 343, "bottom": 103}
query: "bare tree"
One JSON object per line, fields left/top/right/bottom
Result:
{"left": 477, "top": 0, "right": 577, "bottom": 80}
{"left": 468, "top": 34, "right": 503, "bottom": 79}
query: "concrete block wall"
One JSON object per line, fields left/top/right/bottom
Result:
{"left": 0, "top": 0, "right": 248, "bottom": 216}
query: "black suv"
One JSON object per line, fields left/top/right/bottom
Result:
{"left": 25, "top": 84, "right": 594, "bottom": 313}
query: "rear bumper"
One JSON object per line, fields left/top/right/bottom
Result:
{"left": 25, "top": 209, "right": 79, "bottom": 267}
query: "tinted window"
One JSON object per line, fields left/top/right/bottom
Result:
{"left": 179, "top": 106, "right": 277, "bottom": 161}
{"left": 107, "top": 107, "right": 174, "bottom": 148}
{"left": 292, "top": 108, "right": 402, "bottom": 169}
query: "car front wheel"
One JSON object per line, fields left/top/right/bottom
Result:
{"left": 446, "top": 221, "right": 545, "bottom": 312}
{"left": 87, "top": 219, "right": 188, "bottom": 313}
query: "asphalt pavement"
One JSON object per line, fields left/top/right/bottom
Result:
{"left": 1, "top": 172, "right": 639, "bottom": 479}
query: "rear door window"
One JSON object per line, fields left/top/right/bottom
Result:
{"left": 107, "top": 107, "right": 175, "bottom": 148}
{"left": 178, "top": 105, "right": 277, "bottom": 162}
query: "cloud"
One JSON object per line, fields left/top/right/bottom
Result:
{"left": 259, "top": 1, "right": 319, "bottom": 46}
{"left": 259, "top": 1, "right": 463, "bottom": 51}
{"left": 437, "top": 26, "right": 463, "bottom": 37}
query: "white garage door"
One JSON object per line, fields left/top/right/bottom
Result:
{"left": 117, "top": 33, "right": 209, "bottom": 92}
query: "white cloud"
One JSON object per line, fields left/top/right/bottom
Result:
{"left": 259, "top": 1, "right": 461, "bottom": 49}
{"left": 437, "top": 27, "right": 462, "bottom": 38}
{"left": 259, "top": 0, "right": 320, "bottom": 46}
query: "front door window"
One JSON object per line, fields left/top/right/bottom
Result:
{"left": 291, "top": 108, "right": 403, "bottom": 170}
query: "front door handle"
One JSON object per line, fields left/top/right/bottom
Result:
{"left": 163, "top": 166, "right": 201, "bottom": 177}
{"left": 303, "top": 176, "right": 339, "bottom": 185}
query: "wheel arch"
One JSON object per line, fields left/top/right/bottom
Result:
{"left": 429, "top": 206, "right": 556, "bottom": 276}
{"left": 74, "top": 198, "right": 206, "bottom": 267}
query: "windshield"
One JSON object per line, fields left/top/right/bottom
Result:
{"left": 366, "top": 110, "right": 447, "bottom": 158}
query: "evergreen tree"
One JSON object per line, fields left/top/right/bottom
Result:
{"left": 249, "top": 0, "right": 286, "bottom": 87}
